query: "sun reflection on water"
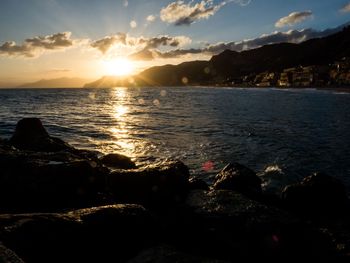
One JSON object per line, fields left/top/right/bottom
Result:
{"left": 109, "top": 87, "right": 135, "bottom": 156}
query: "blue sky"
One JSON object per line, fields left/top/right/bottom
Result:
{"left": 0, "top": 0, "right": 350, "bottom": 82}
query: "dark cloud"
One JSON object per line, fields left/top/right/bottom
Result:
{"left": 128, "top": 49, "right": 157, "bottom": 60}
{"left": 90, "top": 33, "right": 126, "bottom": 54}
{"left": 142, "top": 36, "right": 190, "bottom": 49}
{"left": 0, "top": 32, "right": 75, "bottom": 57}
{"left": 275, "top": 11, "right": 313, "bottom": 28}
{"left": 147, "top": 24, "right": 348, "bottom": 59}
{"left": 91, "top": 34, "right": 191, "bottom": 57}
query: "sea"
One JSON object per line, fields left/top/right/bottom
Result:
{"left": 0, "top": 87, "right": 349, "bottom": 189}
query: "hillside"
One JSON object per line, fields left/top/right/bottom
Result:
{"left": 210, "top": 25, "right": 350, "bottom": 81}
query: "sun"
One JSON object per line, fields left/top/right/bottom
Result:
{"left": 102, "top": 58, "right": 135, "bottom": 76}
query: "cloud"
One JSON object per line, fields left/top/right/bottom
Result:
{"left": 0, "top": 32, "right": 75, "bottom": 57}
{"left": 128, "top": 49, "right": 158, "bottom": 61}
{"left": 123, "top": 0, "right": 128, "bottom": 7}
{"left": 150, "top": 24, "right": 347, "bottom": 59}
{"left": 160, "top": 0, "right": 250, "bottom": 26}
{"left": 340, "top": 2, "right": 350, "bottom": 13}
{"left": 46, "top": 68, "right": 72, "bottom": 73}
{"left": 141, "top": 35, "right": 191, "bottom": 49}
{"left": 130, "top": 20, "right": 137, "bottom": 28}
{"left": 90, "top": 33, "right": 126, "bottom": 54}
{"left": 91, "top": 33, "right": 191, "bottom": 57}
{"left": 146, "top": 15, "right": 157, "bottom": 23}
{"left": 275, "top": 11, "right": 313, "bottom": 28}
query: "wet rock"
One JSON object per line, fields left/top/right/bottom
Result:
{"left": 181, "top": 190, "right": 335, "bottom": 260}
{"left": 0, "top": 243, "right": 25, "bottom": 263}
{"left": 127, "top": 245, "right": 229, "bottom": 263}
{"left": 282, "top": 172, "right": 349, "bottom": 217}
{"left": 258, "top": 165, "right": 297, "bottom": 197}
{"left": 0, "top": 204, "right": 156, "bottom": 263}
{"left": 213, "top": 162, "right": 262, "bottom": 197}
{"left": 100, "top": 153, "right": 136, "bottom": 169}
{"left": 108, "top": 160, "right": 190, "bottom": 207}
{"left": 9, "top": 118, "right": 72, "bottom": 152}
{"left": 188, "top": 177, "right": 209, "bottom": 191}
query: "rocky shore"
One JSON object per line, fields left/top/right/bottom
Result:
{"left": 0, "top": 118, "right": 350, "bottom": 262}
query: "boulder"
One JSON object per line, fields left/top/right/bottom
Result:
{"left": 213, "top": 162, "right": 262, "bottom": 197}
{"left": 9, "top": 118, "right": 72, "bottom": 152}
{"left": 282, "top": 172, "right": 349, "bottom": 217}
{"left": 108, "top": 160, "right": 190, "bottom": 207}
{"left": 181, "top": 190, "right": 335, "bottom": 261}
{"left": 258, "top": 166, "right": 295, "bottom": 196}
{"left": 100, "top": 153, "right": 136, "bottom": 169}
{"left": 0, "top": 243, "right": 25, "bottom": 263}
{"left": 0, "top": 205, "right": 156, "bottom": 262}
{"left": 0, "top": 150, "right": 107, "bottom": 212}
{"left": 188, "top": 177, "right": 209, "bottom": 191}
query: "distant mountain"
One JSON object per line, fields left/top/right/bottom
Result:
{"left": 83, "top": 76, "right": 131, "bottom": 88}
{"left": 19, "top": 77, "right": 91, "bottom": 88}
{"left": 85, "top": 24, "right": 350, "bottom": 87}
{"left": 0, "top": 81, "right": 21, "bottom": 88}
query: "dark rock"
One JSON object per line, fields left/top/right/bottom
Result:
{"left": 0, "top": 243, "right": 25, "bottom": 263}
{"left": 100, "top": 153, "right": 136, "bottom": 169}
{"left": 0, "top": 204, "right": 156, "bottom": 262}
{"left": 180, "top": 190, "right": 335, "bottom": 261}
{"left": 282, "top": 172, "right": 349, "bottom": 217}
{"left": 258, "top": 166, "right": 296, "bottom": 196}
{"left": 127, "top": 245, "right": 229, "bottom": 263}
{"left": 9, "top": 118, "right": 72, "bottom": 152}
{"left": 188, "top": 177, "right": 209, "bottom": 191}
{"left": 108, "top": 160, "right": 190, "bottom": 207}
{"left": 0, "top": 150, "right": 107, "bottom": 212}
{"left": 213, "top": 162, "right": 262, "bottom": 197}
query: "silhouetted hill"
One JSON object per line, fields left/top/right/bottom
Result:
{"left": 85, "top": 25, "right": 350, "bottom": 87}
{"left": 210, "top": 25, "right": 350, "bottom": 80}
{"left": 19, "top": 77, "right": 91, "bottom": 88}
{"left": 83, "top": 76, "right": 128, "bottom": 88}
{"left": 136, "top": 61, "right": 211, "bottom": 86}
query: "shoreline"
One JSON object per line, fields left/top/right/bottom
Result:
{"left": 0, "top": 118, "right": 350, "bottom": 261}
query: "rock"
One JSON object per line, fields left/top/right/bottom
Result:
{"left": 213, "top": 162, "right": 262, "bottom": 197}
{"left": 282, "top": 172, "right": 349, "bottom": 217}
{"left": 9, "top": 118, "right": 72, "bottom": 152}
{"left": 188, "top": 177, "right": 209, "bottom": 191}
{"left": 100, "top": 153, "right": 136, "bottom": 169}
{"left": 127, "top": 245, "right": 229, "bottom": 263}
{"left": 258, "top": 165, "right": 297, "bottom": 196}
{"left": 108, "top": 160, "right": 190, "bottom": 207}
{"left": 0, "top": 243, "right": 25, "bottom": 263}
{"left": 0, "top": 205, "right": 156, "bottom": 262}
{"left": 0, "top": 150, "right": 107, "bottom": 212}
{"left": 180, "top": 190, "right": 335, "bottom": 261}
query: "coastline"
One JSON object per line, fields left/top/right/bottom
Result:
{"left": 0, "top": 118, "right": 349, "bottom": 262}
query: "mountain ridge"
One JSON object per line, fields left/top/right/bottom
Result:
{"left": 85, "top": 24, "right": 350, "bottom": 88}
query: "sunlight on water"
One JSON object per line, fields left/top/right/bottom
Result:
{"left": 114, "top": 105, "right": 128, "bottom": 118}
{"left": 109, "top": 87, "right": 135, "bottom": 157}
{"left": 0, "top": 87, "right": 349, "bottom": 186}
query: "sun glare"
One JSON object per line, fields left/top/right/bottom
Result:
{"left": 103, "top": 58, "right": 135, "bottom": 76}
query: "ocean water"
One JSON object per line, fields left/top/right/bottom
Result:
{"left": 0, "top": 87, "right": 349, "bottom": 188}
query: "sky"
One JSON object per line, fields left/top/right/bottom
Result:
{"left": 0, "top": 0, "right": 350, "bottom": 83}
